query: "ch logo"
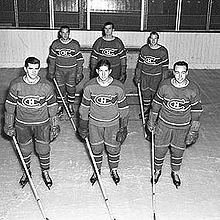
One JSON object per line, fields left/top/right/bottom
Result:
{"left": 57, "top": 49, "right": 75, "bottom": 57}
{"left": 92, "top": 95, "right": 116, "bottom": 106}
{"left": 143, "top": 56, "right": 160, "bottom": 65}
{"left": 100, "top": 48, "right": 117, "bottom": 57}
{"left": 22, "top": 96, "right": 41, "bottom": 108}
{"left": 167, "top": 99, "right": 187, "bottom": 111}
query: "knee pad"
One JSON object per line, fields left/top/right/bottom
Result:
{"left": 35, "top": 140, "right": 50, "bottom": 155}
{"left": 19, "top": 139, "right": 34, "bottom": 156}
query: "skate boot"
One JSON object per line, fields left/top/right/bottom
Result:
{"left": 19, "top": 170, "right": 32, "bottom": 188}
{"left": 110, "top": 169, "right": 120, "bottom": 185}
{"left": 90, "top": 169, "right": 101, "bottom": 185}
{"left": 68, "top": 103, "right": 75, "bottom": 117}
{"left": 171, "top": 171, "right": 181, "bottom": 189}
{"left": 57, "top": 105, "right": 64, "bottom": 119}
{"left": 42, "top": 170, "right": 53, "bottom": 190}
{"left": 151, "top": 169, "right": 161, "bottom": 184}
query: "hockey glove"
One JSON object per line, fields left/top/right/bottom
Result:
{"left": 4, "top": 112, "right": 15, "bottom": 137}
{"left": 147, "top": 112, "right": 158, "bottom": 132}
{"left": 76, "top": 72, "right": 84, "bottom": 85}
{"left": 48, "top": 72, "right": 55, "bottom": 80}
{"left": 50, "top": 116, "right": 60, "bottom": 142}
{"left": 119, "top": 65, "right": 127, "bottom": 83}
{"left": 133, "top": 68, "right": 141, "bottom": 86}
{"left": 185, "top": 121, "right": 200, "bottom": 147}
{"left": 78, "top": 118, "right": 89, "bottom": 140}
{"left": 116, "top": 117, "right": 128, "bottom": 145}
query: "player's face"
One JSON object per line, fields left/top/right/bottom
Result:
{"left": 25, "top": 63, "right": 40, "bottom": 80}
{"left": 104, "top": 25, "right": 114, "bottom": 37}
{"left": 149, "top": 34, "right": 159, "bottom": 46}
{"left": 173, "top": 65, "right": 188, "bottom": 84}
{"left": 60, "top": 28, "right": 70, "bottom": 40}
{"left": 97, "top": 65, "right": 112, "bottom": 82}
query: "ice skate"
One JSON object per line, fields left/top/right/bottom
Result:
{"left": 171, "top": 171, "right": 181, "bottom": 189}
{"left": 68, "top": 103, "right": 75, "bottom": 117}
{"left": 151, "top": 169, "right": 161, "bottom": 184}
{"left": 90, "top": 169, "right": 101, "bottom": 185}
{"left": 57, "top": 105, "right": 64, "bottom": 120}
{"left": 19, "top": 170, "right": 32, "bottom": 188}
{"left": 110, "top": 169, "right": 120, "bottom": 185}
{"left": 42, "top": 170, "right": 53, "bottom": 190}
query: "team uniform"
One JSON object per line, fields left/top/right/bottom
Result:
{"left": 136, "top": 44, "right": 169, "bottom": 115}
{"left": 150, "top": 78, "right": 203, "bottom": 173}
{"left": 79, "top": 77, "right": 129, "bottom": 171}
{"left": 90, "top": 37, "right": 127, "bottom": 81}
{"left": 5, "top": 75, "right": 57, "bottom": 183}
{"left": 48, "top": 38, "right": 84, "bottom": 107}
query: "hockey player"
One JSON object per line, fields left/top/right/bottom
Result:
{"left": 48, "top": 25, "right": 84, "bottom": 119}
{"left": 133, "top": 31, "right": 169, "bottom": 123}
{"left": 147, "top": 61, "right": 203, "bottom": 188}
{"left": 4, "top": 57, "right": 59, "bottom": 189}
{"left": 78, "top": 59, "right": 129, "bottom": 185}
{"left": 90, "top": 22, "right": 127, "bottom": 83}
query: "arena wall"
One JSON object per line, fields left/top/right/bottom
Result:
{"left": 0, "top": 30, "right": 220, "bottom": 69}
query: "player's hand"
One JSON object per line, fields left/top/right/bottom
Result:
{"left": 76, "top": 73, "right": 84, "bottom": 85}
{"left": 78, "top": 118, "right": 89, "bottom": 139}
{"left": 147, "top": 120, "right": 155, "bottom": 132}
{"left": 133, "top": 76, "right": 140, "bottom": 86}
{"left": 4, "top": 125, "right": 15, "bottom": 137}
{"left": 50, "top": 125, "right": 60, "bottom": 142}
{"left": 116, "top": 126, "right": 128, "bottom": 145}
{"left": 48, "top": 72, "right": 55, "bottom": 80}
{"left": 119, "top": 73, "right": 127, "bottom": 84}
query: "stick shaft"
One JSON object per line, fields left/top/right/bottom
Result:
{"left": 85, "top": 138, "right": 116, "bottom": 220}
{"left": 53, "top": 78, "right": 76, "bottom": 131}
{"left": 12, "top": 136, "right": 49, "bottom": 220}
{"left": 151, "top": 131, "right": 156, "bottom": 219}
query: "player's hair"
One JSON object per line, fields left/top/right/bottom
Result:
{"left": 96, "top": 59, "right": 111, "bottom": 70}
{"left": 173, "top": 61, "right": 189, "bottom": 71}
{"left": 59, "top": 25, "right": 70, "bottom": 32}
{"left": 102, "top": 22, "right": 115, "bottom": 36}
{"left": 24, "top": 57, "right": 40, "bottom": 68}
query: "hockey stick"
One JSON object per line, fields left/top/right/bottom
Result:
{"left": 85, "top": 137, "right": 116, "bottom": 220}
{"left": 53, "top": 78, "right": 76, "bottom": 131}
{"left": 151, "top": 130, "right": 156, "bottom": 220}
{"left": 137, "top": 83, "right": 147, "bottom": 138}
{"left": 12, "top": 136, "right": 49, "bottom": 220}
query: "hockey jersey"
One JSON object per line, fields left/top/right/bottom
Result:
{"left": 79, "top": 78, "right": 129, "bottom": 127}
{"left": 48, "top": 38, "right": 84, "bottom": 73}
{"left": 5, "top": 76, "right": 57, "bottom": 126}
{"left": 151, "top": 78, "right": 203, "bottom": 129}
{"left": 136, "top": 44, "right": 169, "bottom": 75}
{"left": 91, "top": 37, "right": 126, "bottom": 68}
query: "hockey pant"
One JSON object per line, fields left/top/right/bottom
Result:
{"left": 15, "top": 122, "right": 51, "bottom": 171}
{"left": 89, "top": 124, "right": 121, "bottom": 170}
{"left": 153, "top": 122, "right": 188, "bottom": 172}
{"left": 55, "top": 66, "right": 77, "bottom": 106}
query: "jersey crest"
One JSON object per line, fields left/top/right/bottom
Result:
{"left": 143, "top": 56, "right": 163, "bottom": 65}
{"left": 100, "top": 48, "right": 118, "bottom": 57}
{"left": 22, "top": 95, "right": 41, "bottom": 108}
{"left": 91, "top": 94, "right": 117, "bottom": 106}
{"left": 165, "top": 98, "right": 189, "bottom": 112}
{"left": 56, "top": 48, "right": 76, "bottom": 57}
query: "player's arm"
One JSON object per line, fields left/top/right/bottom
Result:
{"left": 161, "top": 47, "right": 170, "bottom": 80}
{"left": 186, "top": 86, "right": 203, "bottom": 146}
{"left": 46, "top": 85, "right": 60, "bottom": 142}
{"left": 116, "top": 85, "right": 129, "bottom": 144}
{"left": 4, "top": 83, "right": 17, "bottom": 137}
{"left": 75, "top": 41, "right": 85, "bottom": 85}
{"left": 48, "top": 42, "right": 57, "bottom": 79}
{"left": 133, "top": 49, "right": 144, "bottom": 86}
{"left": 78, "top": 86, "right": 91, "bottom": 139}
